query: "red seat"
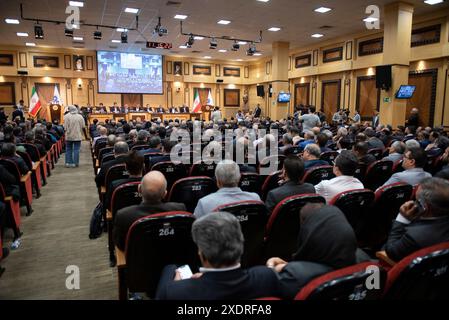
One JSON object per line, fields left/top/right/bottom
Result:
{"left": 189, "top": 161, "right": 217, "bottom": 178}
{"left": 0, "top": 183, "right": 21, "bottom": 240}
{"left": 142, "top": 152, "right": 164, "bottom": 173}
{"left": 383, "top": 242, "right": 449, "bottom": 299}
{"left": 329, "top": 189, "right": 375, "bottom": 241}
{"left": 239, "top": 173, "right": 261, "bottom": 194}
{"left": 214, "top": 201, "right": 267, "bottom": 267}
{"left": 120, "top": 212, "right": 198, "bottom": 299}
{"left": 264, "top": 194, "right": 325, "bottom": 261}
{"left": 368, "top": 148, "right": 385, "bottom": 160}
{"left": 17, "top": 150, "right": 42, "bottom": 197}
{"left": 301, "top": 165, "right": 335, "bottom": 185}
{"left": 260, "top": 170, "right": 282, "bottom": 200}
{"left": 364, "top": 160, "right": 393, "bottom": 191}
{"left": 151, "top": 161, "right": 188, "bottom": 193}
{"left": 103, "top": 164, "right": 129, "bottom": 194}
{"left": 295, "top": 262, "right": 386, "bottom": 300}
{"left": 168, "top": 176, "right": 217, "bottom": 212}
{"left": 372, "top": 182, "right": 413, "bottom": 247}
{"left": 320, "top": 151, "right": 339, "bottom": 165}
{"left": 392, "top": 159, "right": 404, "bottom": 174}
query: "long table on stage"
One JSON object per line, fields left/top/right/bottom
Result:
{"left": 88, "top": 112, "right": 203, "bottom": 124}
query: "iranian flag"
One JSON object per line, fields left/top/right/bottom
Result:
{"left": 29, "top": 87, "right": 41, "bottom": 118}
{"left": 192, "top": 89, "right": 202, "bottom": 113}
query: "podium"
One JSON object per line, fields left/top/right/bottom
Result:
{"left": 48, "top": 104, "right": 63, "bottom": 124}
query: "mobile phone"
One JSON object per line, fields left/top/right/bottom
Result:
{"left": 414, "top": 198, "right": 427, "bottom": 217}
{"left": 177, "top": 265, "right": 193, "bottom": 280}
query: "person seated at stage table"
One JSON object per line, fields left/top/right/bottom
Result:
{"left": 145, "top": 104, "right": 153, "bottom": 113}
{"left": 179, "top": 105, "right": 189, "bottom": 113}
{"left": 156, "top": 105, "right": 165, "bottom": 113}
{"left": 95, "top": 103, "right": 107, "bottom": 114}
{"left": 120, "top": 104, "right": 128, "bottom": 113}
{"left": 128, "top": 105, "right": 137, "bottom": 112}
{"left": 110, "top": 102, "right": 120, "bottom": 113}
{"left": 168, "top": 106, "right": 178, "bottom": 114}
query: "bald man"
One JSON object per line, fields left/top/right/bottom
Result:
{"left": 113, "top": 171, "right": 186, "bottom": 250}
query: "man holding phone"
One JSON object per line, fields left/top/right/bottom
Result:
{"left": 384, "top": 177, "right": 449, "bottom": 262}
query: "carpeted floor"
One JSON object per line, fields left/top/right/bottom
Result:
{"left": 0, "top": 141, "right": 117, "bottom": 299}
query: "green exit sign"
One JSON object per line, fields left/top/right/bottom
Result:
{"left": 383, "top": 97, "right": 391, "bottom": 103}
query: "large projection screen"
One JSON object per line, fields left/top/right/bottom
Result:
{"left": 97, "top": 51, "right": 163, "bottom": 94}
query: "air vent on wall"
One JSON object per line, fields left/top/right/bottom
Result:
{"left": 191, "top": 50, "right": 202, "bottom": 53}
{"left": 319, "top": 25, "right": 333, "bottom": 29}
{"left": 134, "top": 40, "right": 146, "bottom": 44}
{"left": 109, "top": 45, "right": 118, "bottom": 49}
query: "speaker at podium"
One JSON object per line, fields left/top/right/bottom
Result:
{"left": 49, "top": 104, "right": 63, "bottom": 123}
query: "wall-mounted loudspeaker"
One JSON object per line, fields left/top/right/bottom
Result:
{"left": 376, "top": 65, "right": 392, "bottom": 91}
{"left": 216, "top": 79, "right": 224, "bottom": 83}
{"left": 256, "top": 85, "right": 265, "bottom": 97}
{"left": 17, "top": 70, "right": 28, "bottom": 75}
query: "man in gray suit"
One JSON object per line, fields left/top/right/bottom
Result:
{"left": 382, "top": 147, "right": 431, "bottom": 187}
{"left": 382, "top": 141, "right": 406, "bottom": 163}
{"left": 194, "top": 160, "right": 260, "bottom": 218}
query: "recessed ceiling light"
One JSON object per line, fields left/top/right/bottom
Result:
{"left": 179, "top": 45, "right": 188, "bottom": 49}
{"left": 236, "top": 59, "right": 243, "bottom": 61}
{"left": 204, "top": 56, "right": 212, "bottom": 59}
{"left": 174, "top": 14, "right": 188, "bottom": 20}
{"left": 257, "top": 0, "right": 270, "bottom": 2}
{"left": 26, "top": 42, "right": 36, "bottom": 46}
{"left": 424, "top": 0, "right": 444, "bottom": 4}
{"left": 218, "top": 49, "right": 227, "bottom": 52}
{"left": 69, "top": 1, "right": 84, "bottom": 7}
{"left": 17, "top": 32, "right": 28, "bottom": 37}
{"left": 5, "top": 18, "right": 20, "bottom": 24}
{"left": 194, "top": 36, "right": 204, "bottom": 40}
{"left": 311, "top": 33, "right": 324, "bottom": 38}
{"left": 125, "top": 7, "right": 139, "bottom": 14}
{"left": 238, "top": 41, "right": 247, "bottom": 45}
{"left": 268, "top": 27, "right": 281, "bottom": 32}
{"left": 363, "top": 17, "right": 378, "bottom": 22}
{"left": 254, "top": 53, "right": 262, "bottom": 56}
{"left": 73, "top": 36, "right": 83, "bottom": 41}
{"left": 116, "top": 28, "right": 128, "bottom": 32}
{"left": 111, "top": 39, "right": 121, "bottom": 43}
{"left": 314, "top": 7, "right": 332, "bottom": 13}
{"left": 217, "top": 20, "right": 231, "bottom": 25}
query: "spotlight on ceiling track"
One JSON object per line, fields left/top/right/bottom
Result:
{"left": 94, "top": 30, "right": 102, "bottom": 40}
{"left": 209, "top": 38, "right": 218, "bottom": 49}
{"left": 246, "top": 43, "right": 256, "bottom": 56}
{"left": 154, "top": 17, "right": 168, "bottom": 37}
{"left": 231, "top": 41, "right": 240, "bottom": 51}
{"left": 34, "top": 22, "right": 44, "bottom": 39}
{"left": 186, "top": 34, "right": 195, "bottom": 47}
{"left": 121, "top": 31, "right": 128, "bottom": 43}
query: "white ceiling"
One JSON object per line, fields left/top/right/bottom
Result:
{"left": 0, "top": 0, "right": 447, "bottom": 62}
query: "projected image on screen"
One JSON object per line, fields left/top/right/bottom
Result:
{"left": 97, "top": 51, "right": 163, "bottom": 94}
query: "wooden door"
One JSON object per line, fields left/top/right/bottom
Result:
{"left": 295, "top": 83, "right": 310, "bottom": 107}
{"left": 407, "top": 70, "right": 437, "bottom": 127}
{"left": 321, "top": 80, "right": 341, "bottom": 123}
{"left": 356, "top": 76, "right": 380, "bottom": 121}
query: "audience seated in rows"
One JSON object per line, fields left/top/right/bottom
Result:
{"left": 303, "top": 144, "right": 328, "bottom": 169}
{"left": 382, "top": 141, "right": 405, "bottom": 163}
{"left": 353, "top": 142, "right": 376, "bottom": 166}
{"left": 95, "top": 141, "right": 129, "bottom": 189}
{"left": 156, "top": 212, "right": 282, "bottom": 300}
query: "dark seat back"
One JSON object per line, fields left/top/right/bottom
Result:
{"left": 125, "top": 212, "right": 198, "bottom": 297}
{"left": 18, "top": 143, "right": 41, "bottom": 161}
{"left": 105, "top": 164, "right": 129, "bottom": 192}
{"left": 283, "top": 146, "right": 301, "bottom": 156}
{"left": 295, "top": 262, "right": 386, "bottom": 300}
{"left": 364, "top": 160, "right": 393, "bottom": 191}
{"left": 354, "top": 163, "right": 367, "bottom": 182}
{"left": 168, "top": 177, "right": 217, "bottom": 212}
{"left": 368, "top": 148, "right": 384, "bottom": 161}
{"left": 131, "top": 145, "right": 148, "bottom": 152}
{"left": 214, "top": 201, "right": 267, "bottom": 267}
{"left": 301, "top": 165, "right": 335, "bottom": 185}
{"left": 329, "top": 189, "right": 375, "bottom": 239}
{"left": 100, "top": 153, "right": 114, "bottom": 167}
{"left": 98, "top": 146, "right": 114, "bottom": 162}
{"left": 94, "top": 139, "right": 107, "bottom": 158}
{"left": 261, "top": 170, "right": 282, "bottom": 200}
{"left": 189, "top": 161, "right": 217, "bottom": 178}
{"left": 16, "top": 151, "right": 33, "bottom": 171}
{"left": 384, "top": 242, "right": 449, "bottom": 299}
{"left": 239, "top": 173, "right": 261, "bottom": 194}
{"left": 110, "top": 182, "right": 142, "bottom": 217}
{"left": 258, "top": 155, "right": 285, "bottom": 175}
{"left": 320, "top": 151, "right": 339, "bottom": 165}
{"left": 392, "top": 160, "right": 404, "bottom": 174}
{"left": 265, "top": 194, "right": 325, "bottom": 260}
{"left": 143, "top": 152, "right": 164, "bottom": 173}
{"left": 151, "top": 161, "right": 188, "bottom": 192}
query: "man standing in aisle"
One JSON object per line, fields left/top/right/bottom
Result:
{"left": 63, "top": 105, "right": 85, "bottom": 168}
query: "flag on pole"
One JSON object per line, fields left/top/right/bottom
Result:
{"left": 29, "top": 87, "right": 41, "bottom": 118}
{"left": 207, "top": 89, "right": 214, "bottom": 106}
{"left": 192, "top": 89, "right": 202, "bottom": 113}
{"left": 52, "top": 85, "right": 62, "bottom": 105}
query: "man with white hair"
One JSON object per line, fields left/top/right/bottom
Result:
{"left": 63, "top": 105, "right": 85, "bottom": 168}
{"left": 193, "top": 160, "right": 260, "bottom": 218}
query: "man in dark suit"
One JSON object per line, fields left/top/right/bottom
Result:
{"left": 0, "top": 143, "right": 30, "bottom": 175}
{"left": 156, "top": 106, "right": 165, "bottom": 113}
{"left": 406, "top": 108, "right": 419, "bottom": 131}
{"left": 96, "top": 103, "right": 107, "bottom": 113}
{"left": 265, "top": 156, "right": 315, "bottom": 213}
{"left": 11, "top": 106, "right": 24, "bottom": 122}
{"left": 155, "top": 212, "right": 281, "bottom": 300}
{"left": 372, "top": 110, "right": 380, "bottom": 128}
{"left": 179, "top": 105, "right": 189, "bottom": 113}
{"left": 168, "top": 106, "right": 178, "bottom": 114}
{"left": 95, "top": 141, "right": 129, "bottom": 189}
{"left": 109, "top": 102, "right": 119, "bottom": 113}
{"left": 147, "top": 139, "right": 176, "bottom": 169}
{"left": 384, "top": 177, "right": 449, "bottom": 262}
{"left": 114, "top": 171, "right": 186, "bottom": 250}
{"left": 0, "top": 107, "right": 8, "bottom": 124}
{"left": 254, "top": 104, "right": 262, "bottom": 118}
{"left": 146, "top": 104, "right": 153, "bottom": 113}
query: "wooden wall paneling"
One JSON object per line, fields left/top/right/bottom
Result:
{"left": 407, "top": 69, "right": 438, "bottom": 127}
{"left": 86, "top": 56, "right": 93, "bottom": 70}
{"left": 356, "top": 76, "right": 380, "bottom": 120}
{"left": 18, "top": 52, "right": 27, "bottom": 68}
{"left": 294, "top": 83, "right": 310, "bottom": 107}
{"left": 224, "top": 89, "right": 240, "bottom": 107}
{"left": 0, "top": 82, "right": 16, "bottom": 105}
{"left": 321, "top": 80, "right": 341, "bottom": 122}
